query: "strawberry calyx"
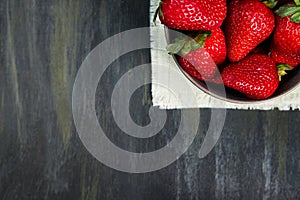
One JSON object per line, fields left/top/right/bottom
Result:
{"left": 277, "top": 64, "right": 293, "bottom": 81}
{"left": 275, "top": 3, "right": 300, "bottom": 23}
{"left": 262, "top": 0, "right": 278, "bottom": 9}
{"left": 166, "top": 31, "right": 211, "bottom": 56}
{"left": 153, "top": 1, "right": 164, "bottom": 26}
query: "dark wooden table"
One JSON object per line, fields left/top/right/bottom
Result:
{"left": 1, "top": 0, "right": 300, "bottom": 199}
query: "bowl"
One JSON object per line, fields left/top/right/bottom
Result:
{"left": 164, "top": 26, "right": 300, "bottom": 103}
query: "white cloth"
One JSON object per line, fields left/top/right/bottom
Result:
{"left": 150, "top": 0, "right": 300, "bottom": 110}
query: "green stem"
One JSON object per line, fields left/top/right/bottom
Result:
{"left": 166, "top": 31, "right": 211, "bottom": 56}
{"left": 291, "top": 12, "right": 300, "bottom": 23}
{"left": 275, "top": 4, "right": 300, "bottom": 18}
{"left": 262, "top": 0, "right": 278, "bottom": 9}
{"left": 277, "top": 64, "right": 293, "bottom": 81}
{"left": 153, "top": 1, "right": 163, "bottom": 25}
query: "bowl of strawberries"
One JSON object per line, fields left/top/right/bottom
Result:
{"left": 154, "top": 0, "right": 300, "bottom": 102}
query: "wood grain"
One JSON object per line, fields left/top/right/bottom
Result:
{"left": 0, "top": 0, "right": 300, "bottom": 199}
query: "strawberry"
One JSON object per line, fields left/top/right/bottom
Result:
{"left": 270, "top": 2, "right": 300, "bottom": 67}
{"left": 273, "top": 7, "right": 300, "bottom": 53}
{"left": 221, "top": 54, "right": 279, "bottom": 99}
{"left": 270, "top": 45, "right": 300, "bottom": 67}
{"left": 154, "top": 0, "right": 227, "bottom": 31}
{"left": 179, "top": 60, "right": 224, "bottom": 84}
{"left": 225, "top": 0, "right": 275, "bottom": 62}
{"left": 193, "top": 28, "right": 227, "bottom": 65}
{"left": 167, "top": 28, "right": 226, "bottom": 81}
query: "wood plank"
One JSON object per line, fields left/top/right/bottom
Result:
{"left": 0, "top": 0, "right": 299, "bottom": 199}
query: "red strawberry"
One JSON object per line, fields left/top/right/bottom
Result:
{"left": 221, "top": 54, "right": 279, "bottom": 99}
{"left": 270, "top": 3, "right": 300, "bottom": 67}
{"left": 273, "top": 14, "right": 300, "bottom": 53}
{"left": 270, "top": 45, "right": 300, "bottom": 67}
{"left": 179, "top": 60, "right": 224, "bottom": 84}
{"left": 154, "top": 0, "right": 227, "bottom": 31}
{"left": 225, "top": 0, "right": 275, "bottom": 62}
{"left": 167, "top": 29, "right": 226, "bottom": 81}
{"left": 194, "top": 28, "right": 227, "bottom": 65}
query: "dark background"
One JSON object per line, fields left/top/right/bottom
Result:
{"left": 0, "top": 0, "right": 300, "bottom": 199}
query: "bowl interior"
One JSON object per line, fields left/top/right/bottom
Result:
{"left": 164, "top": 27, "right": 300, "bottom": 103}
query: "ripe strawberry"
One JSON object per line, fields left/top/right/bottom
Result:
{"left": 273, "top": 11, "right": 300, "bottom": 53}
{"left": 167, "top": 28, "right": 226, "bottom": 81}
{"left": 221, "top": 54, "right": 279, "bottom": 99}
{"left": 179, "top": 60, "right": 224, "bottom": 84}
{"left": 194, "top": 28, "right": 227, "bottom": 65}
{"left": 154, "top": 0, "right": 227, "bottom": 31}
{"left": 270, "top": 3, "right": 300, "bottom": 67}
{"left": 270, "top": 45, "right": 300, "bottom": 67}
{"left": 225, "top": 0, "right": 275, "bottom": 62}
